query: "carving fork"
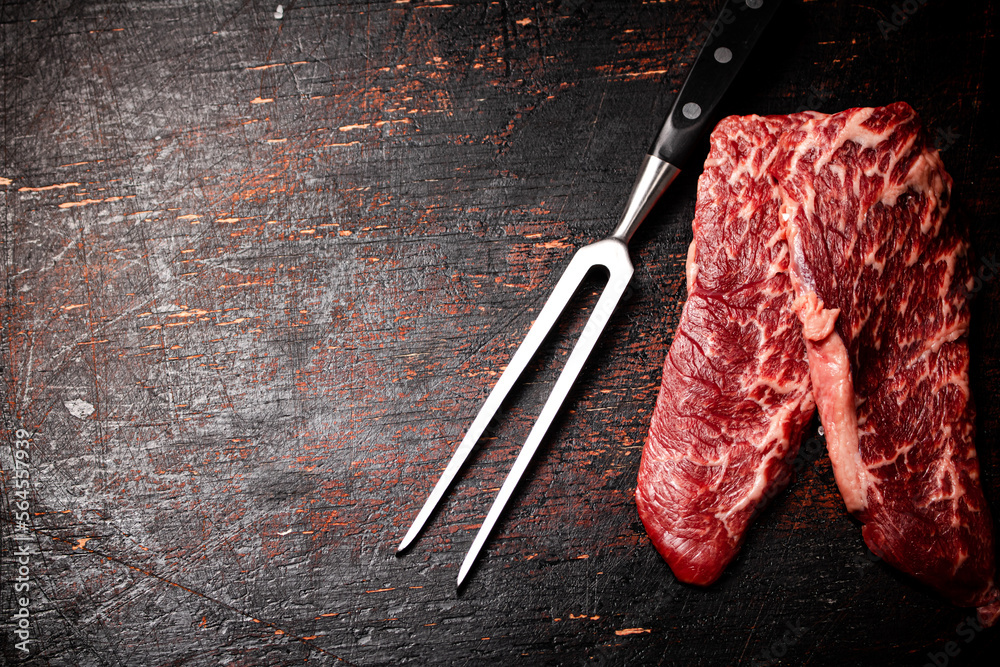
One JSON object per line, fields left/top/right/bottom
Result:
{"left": 398, "top": 0, "right": 783, "bottom": 586}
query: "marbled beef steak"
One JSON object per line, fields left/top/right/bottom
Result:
{"left": 635, "top": 112, "right": 820, "bottom": 586}
{"left": 773, "top": 102, "right": 999, "bottom": 625}
{"left": 637, "top": 103, "right": 999, "bottom": 625}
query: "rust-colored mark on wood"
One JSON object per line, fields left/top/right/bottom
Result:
{"left": 71, "top": 537, "right": 93, "bottom": 550}
{"left": 338, "top": 118, "right": 413, "bottom": 131}
{"left": 58, "top": 195, "right": 135, "bottom": 209}
{"left": 615, "top": 628, "right": 651, "bottom": 636}
{"left": 246, "top": 61, "right": 309, "bottom": 71}
{"left": 623, "top": 69, "right": 669, "bottom": 78}
{"left": 19, "top": 181, "right": 79, "bottom": 192}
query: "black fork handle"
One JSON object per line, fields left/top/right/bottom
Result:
{"left": 650, "top": 0, "right": 784, "bottom": 167}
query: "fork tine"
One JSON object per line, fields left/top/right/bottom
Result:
{"left": 398, "top": 240, "right": 618, "bottom": 553}
{"left": 457, "top": 238, "right": 634, "bottom": 586}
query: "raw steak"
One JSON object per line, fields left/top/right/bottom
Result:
{"left": 772, "top": 102, "right": 999, "bottom": 625}
{"left": 635, "top": 112, "right": 820, "bottom": 585}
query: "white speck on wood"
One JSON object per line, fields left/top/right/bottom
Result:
{"left": 154, "top": 303, "right": 183, "bottom": 313}
{"left": 65, "top": 398, "right": 95, "bottom": 419}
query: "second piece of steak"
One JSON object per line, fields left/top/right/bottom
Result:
{"left": 772, "top": 102, "right": 999, "bottom": 625}
{"left": 635, "top": 113, "right": 819, "bottom": 585}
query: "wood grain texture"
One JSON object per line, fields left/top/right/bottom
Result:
{"left": 0, "top": 0, "right": 997, "bottom": 664}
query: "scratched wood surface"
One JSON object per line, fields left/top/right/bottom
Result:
{"left": 1, "top": 0, "right": 998, "bottom": 665}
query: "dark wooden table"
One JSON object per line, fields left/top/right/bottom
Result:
{"left": 1, "top": 1, "right": 998, "bottom": 665}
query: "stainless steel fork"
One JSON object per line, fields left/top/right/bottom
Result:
{"left": 398, "top": 0, "right": 783, "bottom": 586}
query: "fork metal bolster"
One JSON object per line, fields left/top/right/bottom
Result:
{"left": 611, "top": 154, "right": 681, "bottom": 244}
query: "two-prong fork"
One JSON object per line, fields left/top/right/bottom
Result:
{"left": 398, "top": 0, "right": 783, "bottom": 586}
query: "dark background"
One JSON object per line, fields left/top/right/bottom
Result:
{"left": 1, "top": 0, "right": 997, "bottom": 665}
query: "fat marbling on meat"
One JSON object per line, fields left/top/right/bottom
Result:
{"left": 635, "top": 112, "right": 820, "bottom": 586}
{"left": 772, "top": 102, "right": 999, "bottom": 625}
{"left": 637, "top": 103, "right": 998, "bottom": 625}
